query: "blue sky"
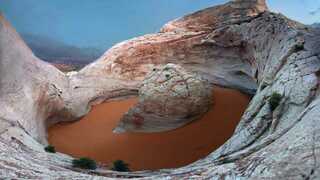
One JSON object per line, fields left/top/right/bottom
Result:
{"left": 0, "top": 0, "right": 319, "bottom": 50}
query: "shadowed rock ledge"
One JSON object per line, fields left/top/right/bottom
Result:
{"left": 1, "top": 0, "right": 320, "bottom": 179}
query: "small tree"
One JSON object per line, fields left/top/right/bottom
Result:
{"left": 72, "top": 157, "right": 97, "bottom": 170}
{"left": 111, "top": 160, "right": 130, "bottom": 172}
{"left": 269, "top": 92, "right": 282, "bottom": 111}
{"left": 44, "top": 145, "right": 56, "bottom": 153}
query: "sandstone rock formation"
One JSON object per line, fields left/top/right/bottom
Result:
{"left": 114, "top": 63, "right": 212, "bottom": 133}
{"left": 0, "top": 13, "right": 69, "bottom": 144}
{"left": 78, "top": 0, "right": 261, "bottom": 94}
{"left": 1, "top": 0, "right": 320, "bottom": 179}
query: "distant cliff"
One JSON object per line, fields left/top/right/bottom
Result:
{"left": 311, "top": 23, "right": 320, "bottom": 28}
{"left": 21, "top": 33, "right": 103, "bottom": 65}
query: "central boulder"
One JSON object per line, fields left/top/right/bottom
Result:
{"left": 113, "top": 63, "right": 213, "bottom": 133}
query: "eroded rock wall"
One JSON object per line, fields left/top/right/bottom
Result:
{"left": 1, "top": 0, "right": 320, "bottom": 179}
{"left": 114, "top": 63, "right": 212, "bottom": 133}
{"left": 78, "top": 0, "right": 263, "bottom": 94}
{"left": 0, "top": 13, "right": 70, "bottom": 144}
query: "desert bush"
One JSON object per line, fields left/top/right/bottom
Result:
{"left": 294, "top": 43, "right": 304, "bottom": 51}
{"left": 44, "top": 145, "right": 56, "bottom": 153}
{"left": 72, "top": 157, "right": 97, "bottom": 170}
{"left": 111, "top": 160, "right": 130, "bottom": 172}
{"left": 269, "top": 92, "right": 282, "bottom": 111}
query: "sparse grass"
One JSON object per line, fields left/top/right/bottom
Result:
{"left": 44, "top": 145, "right": 56, "bottom": 153}
{"left": 111, "top": 160, "right": 130, "bottom": 172}
{"left": 269, "top": 92, "right": 282, "bottom": 111}
{"left": 72, "top": 157, "right": 97, "bottom": 170}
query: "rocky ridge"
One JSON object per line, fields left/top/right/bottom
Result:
{"left": 114, "top": 63, "right": 212, "bottom": 133}
{"left": 1, "top": 0, "right": 320, "bottom": 179}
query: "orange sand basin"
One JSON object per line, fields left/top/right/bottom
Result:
{"left": 48, "top": 87, "right": 250, "bottom": 171}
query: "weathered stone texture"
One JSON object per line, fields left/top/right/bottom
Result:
{"left": 1, "top": 0, "right": 320, "bottom": 179}
{"left": 114, "top": 63, "right": 212, "bottom": 133}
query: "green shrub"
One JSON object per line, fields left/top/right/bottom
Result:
{"left": 44, "top": 145, "right": 56, "bottom": 153}
{"left": 294, "top": 43, "right": 304, "bottom": 51}
{"left": 72, "top": 157, "right": 97, "bottom": 170}
{"left": 269, "top": 92, "right": 282, "bottom": 111}
{"left": 111, "top": 160, "right": 130, "bottom": 172}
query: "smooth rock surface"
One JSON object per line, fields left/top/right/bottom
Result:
{"left": 1, "top": 0, "right": 320, "bottom": 179}
{"left": 0, "top": 13, "right": 69, "bottom": 144}
{"left": 114, "top": 63, "right": 212, "bottom": 133}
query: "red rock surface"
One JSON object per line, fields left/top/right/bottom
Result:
{"left": 77, "top": 0, "right": 262, "bottom": 94}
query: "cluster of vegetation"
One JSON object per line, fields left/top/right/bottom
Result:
{"left": 44, "top": 145, "right": 56, "bottom": 153}
{"left": 72, "top": 157, "right": 97, "bottom": 170}
{"left": 70, "top": 157, "right": 130, "bottom": 172}
{"left": 294, "top": 43, "right": 304, "bottom": 52}
{"left": 111, "top": 160, "right": 130, "bottom": 172}
{"left": 44, "top": 146, "right": 130, "bottom": 171}
{"left": 269, "top": 92, "right": 282, "bottom": 111}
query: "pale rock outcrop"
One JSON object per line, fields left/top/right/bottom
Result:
{"left": 0, "top": 13, "right": 70, "bottom": 144}
{"left": 1, "top": 0, "right": 320, "bottom": 179}
{"left": 114, "top": 63, "right": 212, "bottom": 133}
{"left": 78, "top": 0, "right": 262, "bottom": 94}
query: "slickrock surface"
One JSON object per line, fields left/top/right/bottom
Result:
{"left": 1, "top": 0, "right": 320, "bottom": 179}
{"left": 114, "top": 64, "right": 212, "bottom": 133}
{"left": 0, "top": 13, "right": 69, "bottom": 144}
{"left": 78, "top": 0, "right": 261, "bottom": 94}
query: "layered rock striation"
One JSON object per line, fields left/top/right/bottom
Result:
{"left": 1, "top": 0, "right": 320, "bottom": 179}
{"left": 114, "top": 63, "right": 212, "bottom": 133}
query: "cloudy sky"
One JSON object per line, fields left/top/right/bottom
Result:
{"left": 0, "top": 0, "right": 319, "bottom": 50}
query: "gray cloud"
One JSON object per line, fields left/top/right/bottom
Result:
{"left": 310, "top": 7, "right": 320, "bottom": 15}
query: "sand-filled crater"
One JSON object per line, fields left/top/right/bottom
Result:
{"left": 48, "top": 87, "right": 250, "bottom": 171}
